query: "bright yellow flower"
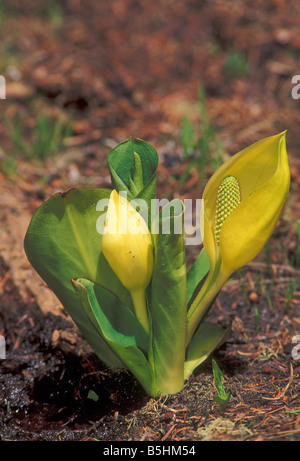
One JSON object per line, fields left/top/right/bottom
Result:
{"left": 186, "top": 132, "right": 290, "bottom": 343}
{"left": 101, "top": 190, "right": 153, "bottom": 333}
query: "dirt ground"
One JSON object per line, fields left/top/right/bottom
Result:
{"left": 0, "top": 0, "right": 300, "bottom": 441}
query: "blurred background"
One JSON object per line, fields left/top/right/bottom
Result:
{"left": 0, "top": 0, "right": 299, "bottom": 183}
{"left": 1, "top": 0, "right": 299, "bottom": 261}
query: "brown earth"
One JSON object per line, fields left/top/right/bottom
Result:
{"left": 0, "top": 0, "right": 300, "bottom": 441}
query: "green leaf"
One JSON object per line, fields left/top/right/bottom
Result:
{"left": 72, "top": 278, "right": 156, "bottom": 397}
{"left": 107, "top": 138, "right": 159, "bottom": 223}
{"left": 24, "top": 188, "right": 133, "bottom": 369}
{"left": 73, "top": 277, "right": 149, "bottom": 353}
{"left": 184, "top": 321, "right": 230, "bottom": 380}
{"left": 107, "top": 137, "right": 158, "bottom": 189}
{"left": 87, "top": 390, "right": 99, "bottom": 402}
{"left": 212, "top": 359, "right": 230, "bottom": 411}
{"left": 187, "top": 248, "right": 210, "bottom": 305}
{"left": 150, "top": 199, "right": 187, "bottom": 395}
{"left": 133, "top": 138, "right": 159, "bottom": 185}
{"left": 107, "top": 139, "right": 134, "bottom": 197}
{"left": 213, "top": 394, "right": 230, "bottom": 411}
{"left": 130, "top": 152, "right": 144, "bottom": 194}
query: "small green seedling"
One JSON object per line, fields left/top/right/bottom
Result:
{"left": 283, "top": 278, "right": 297, "bottom": 312}
{"left": 212, "top": 359, "right": 230, "bottom": 411}
{"left": 87, "top": 390, "right": 99, "bottom": 402}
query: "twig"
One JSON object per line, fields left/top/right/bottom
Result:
{"left": 161, "top": 424, "right": 176, "bottom": 441}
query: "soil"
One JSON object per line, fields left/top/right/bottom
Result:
{"left": 1, "top": 0, "right": 300, "bottom": 442}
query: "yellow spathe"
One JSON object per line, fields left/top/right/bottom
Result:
{"left": 101, "top": 190, "right": 153, "bottom": 333}
{"left": 203, "top": 131, "right": 290, "bottom": 275}
{"left": 186, "top": 132, "right": 290, "bottom": 343}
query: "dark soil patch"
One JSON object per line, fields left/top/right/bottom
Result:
{"left": 0, "top": 255, "right": 150, "bottom": 441}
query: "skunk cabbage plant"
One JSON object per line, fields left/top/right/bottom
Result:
{"left": 24, "top": 133, "right": 290, "bottom": 397}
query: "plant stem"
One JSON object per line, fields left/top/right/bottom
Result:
{"left": 155, "top": 368, "right": 184, "bottom": 395}
{"left": 130, "top": 288, "right": 149, "bottom": 334}
{"left": 186, "top": 263, "right": 227, "bottom": 346}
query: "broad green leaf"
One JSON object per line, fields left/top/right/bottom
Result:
{"left": 184, "top": 321, "right": 230, "bottom": 380}
{"left": 107, "top": 139, "right": 135, "bottom": 190}
{"left": 107, "top": 138, "right": 159, "bottom": 224}
{"left": 150, "top": 199, "right": 187, "bottom": 395}
{"left": 73, "top": 277, "right": 149, "bottom": 353}
{"left": 24, "top": 188, "right": 133, "bottom": 369}
{"left": 187, "top": 247, "right": 210, "bottom": 305}
{"left": 133, "top": 138, "right": 158, "bottom": 185}
{"left": 72, "top": 278, "right": 156, "bottom": 397}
